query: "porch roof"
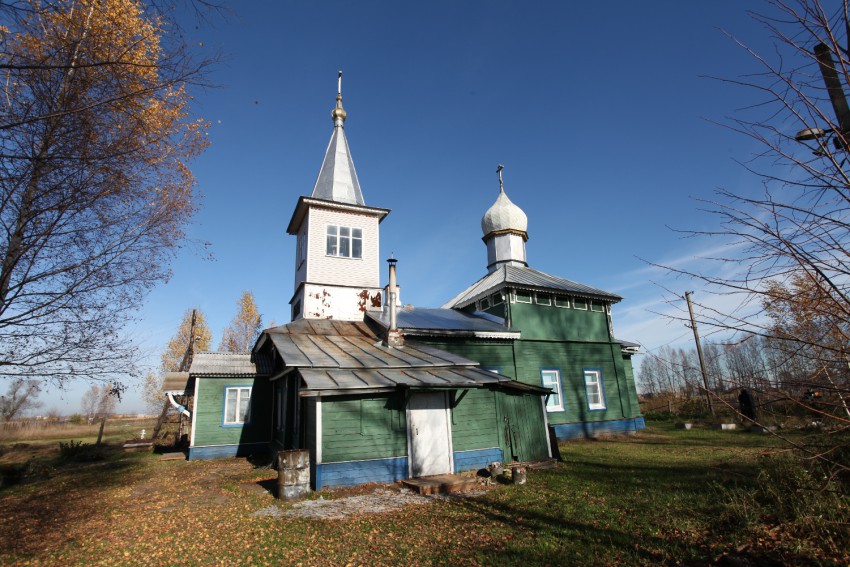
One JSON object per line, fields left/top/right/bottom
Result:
{"left": 298, "top": 365, "right": 512, "bottom": 393}
{"left": 264, "top": 320, "right": 481, "bottom": 370}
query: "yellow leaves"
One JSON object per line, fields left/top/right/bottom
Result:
{"left": 220, "top": 291, "right": 263, "bottom": 353}
{"left": 160, "top": 308, "right": 213, "bottom": 373}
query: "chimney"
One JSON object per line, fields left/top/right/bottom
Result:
{"left": 383, "top": 257, "right": 404, "bottom": 347}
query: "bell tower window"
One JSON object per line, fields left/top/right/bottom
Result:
{"left": 326, "top": 225, "right": 362, "bottom": 258}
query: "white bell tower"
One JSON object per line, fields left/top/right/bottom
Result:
{"left": 287, "top": 73, "right": 390, "bottom": 321}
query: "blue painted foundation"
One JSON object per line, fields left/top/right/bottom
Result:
{"left": 550, "top": 416, "right": 646, "bottom": 440}
{"left": 453, "top": 447, "right": 504, "bottom": 473}
{"left": 189, "top": 442, "right": 269, "bottom": 460}
{"left": 316, "top": 456, "right": 409, "bottom": 490}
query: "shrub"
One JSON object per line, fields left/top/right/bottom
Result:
{"left": 58, "top": 440, "right": 105, "bottom": 462}
{"left": 67, "top": 414, "right": 83, "bottom": 425}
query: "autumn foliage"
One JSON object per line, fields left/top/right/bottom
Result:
{"left": 0, "top": 0, "right": 211, "bottom": 384}
{"left": 219, "top": 291, "right": 263, "bottom": 354}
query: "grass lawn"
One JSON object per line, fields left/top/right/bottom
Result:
{"left": 0, "top": 422, "right": 845, "bottom": 566}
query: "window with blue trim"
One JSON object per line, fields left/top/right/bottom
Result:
{"left": 583, "top": 370, "right": 606, "bottom": 410}
{"left": 540, "top": 369, "right": 563, "bottom": 412}
{"left": 224, "top": 386, "right": 252, "bottom": 425}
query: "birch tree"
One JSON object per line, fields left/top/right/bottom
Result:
{"left": 160, "top": 308, "right": 212, "bottom": 374}
{"left": 219, "top": 291, "right": 262, "bottom": 354}
{"left": 0, "top": 0, "right": 212, "bottom": 385}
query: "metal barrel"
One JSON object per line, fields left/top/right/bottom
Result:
{"left": 277, "top": 449, "right": 310, "bottom": 500}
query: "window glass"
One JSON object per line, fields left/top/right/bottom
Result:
{"left": 491, "top": 292, "right": 504, "bottom": 305}
{"left": 583, "top": 370, "right": 606, "bottom": 410}
{"left": 326, "top": 225, "right": 362, "bottom": 258}
{"left": 591, "top": 301, "right": 605, "bottom": 312}
{"left": 535, "top": 293, "right": 551, "bottom": 306}
{"left": 574, "top": 298, "right": 588, "bottom": 310}
{"left": 326, "top": 226, "right": 338, "bottom": 256}
{"left": 480, "top": 297, "right": 490, "bottom": 310}
{"left": 541, "top": 369, "right": 563, "bottom": 412}
{"left": 554, "top": 295, "right": 570, "bottom": 308}
{"left": 224, "top": 387, "right": 252, "bottom": 425}
{"left": 225, "top": 393, "right": 237, "bottom": 423}
{"left": 515, "top": 291, "right": 532, "bottom": 303}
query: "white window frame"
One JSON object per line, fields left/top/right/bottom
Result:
{"left": 514, "top": 290, "right": 532, "bottom": 304}
{"left": 479, "top": 296, "right": 490, "bottom": 310}
{"left": 224, "top": 386, "right": 252, "bottom": 425}
{"left": 583, "top": 369, "right": 606, "bottom": 410}
{"left": 554, "top": 295, "right": 571, "bottom": 309}
{"left": 326, "top": 225, "right": 363, "bottom": 259}
{"left": 573, "top": 297, "right": 588, "bottom": 310}
{"left": 540, "top": 369, "right": 564, "bottom": 412}
{"left": 535, "top": 293, "right": 551, "bottom": 306}
{"left": 590, "top": 300, "right": 605, "bottom": 312}
{"left": 491, "top": 292, "right": 504, "bottom": 306}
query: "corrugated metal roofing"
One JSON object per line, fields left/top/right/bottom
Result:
{"left": 189, "top": 352, "right": 271, "bottom": 376}
{"left": 162, "top": 372, "right": 192, "bottom": 393}
{"left": 367, "top": 307, "right": 518, "bottom": 335}
{"left": 443, "top": 264, "right": 622, "bottom": 309}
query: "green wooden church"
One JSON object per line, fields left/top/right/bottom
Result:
{"left": 164, "top": 79, "right": 644, "bottom": 490}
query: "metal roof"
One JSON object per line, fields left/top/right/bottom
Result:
{"left": 299, "top": 365, "right": 511, "bottom": 392}
{"left": 189, "top": 352, "right": 272, "bottom": 376}
{"left": 366, "top": 307, "right": 519, "bottom": 338}
{"left": 258, "top": 319, "right": 542, "bottom": 394}
{"left": 311, "top": 109, "right": 365, "bottom": 205}
{"left": 268, "top": 332, "right": 479, "bottom": 370}
{"left": 443, "top": 264, "right": 622, "bottom": 309}
{"left": 162, "top": 372, "right": 193, "bottom": 393}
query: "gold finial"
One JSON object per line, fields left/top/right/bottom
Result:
{"left": 331, "top": 70, "right": 347, "bottom": 125}
{"left": 497, "top": 164, "right": 505, "bottom": 193}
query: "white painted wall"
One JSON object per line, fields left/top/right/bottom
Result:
{"left": 301, "top": 283, "right": 382, "bottom": 320}
{"left": 306, "top": 207, "right": 380, "bottom": 288}
{"left": 486, "top": 232, "right": 527, "bottom": 272}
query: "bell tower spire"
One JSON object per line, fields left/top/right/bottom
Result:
{"left": 311, "top": 70, "right": 364, "bottom": 205}
{"left": 287, "top": 73, "right": 390, "bottom": 322}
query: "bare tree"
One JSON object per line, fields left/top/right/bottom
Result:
{"left": 0, "top": 378, "right": 42, "bottom": 420}
{"left": 653, "top": 0, "right": 850, "bottom": 483}
{"left": 0, "top": 0, "right": 214, "bottom": 386}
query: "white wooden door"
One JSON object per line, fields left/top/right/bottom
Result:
{"left": 407, "top": 392, "right": 453, "bottom": 477}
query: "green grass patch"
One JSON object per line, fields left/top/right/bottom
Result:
{"left": 0, "top": 422, "right": 846, "bottom": 565}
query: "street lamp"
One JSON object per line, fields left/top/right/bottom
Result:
{"left": 795, "top": 43, "right": 850, "bottom": 152}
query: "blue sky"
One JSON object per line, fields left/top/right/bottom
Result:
{"left": 41, "top": 2, "right": 789, "bottom": 413}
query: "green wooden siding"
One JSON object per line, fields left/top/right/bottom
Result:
{"left": 509, "top": 300, "right": 610, "bottom": 341}
{"left": 418, "top": 335, "right": 642, "bottom": 427}
{"left": 418, "top": 339, "right": 517, "bottom": 378}
{"left": 450, "top": 388, "right": 500, "bottom": 452}
{"left": 497, "top": 391, "right": 550, "bottom": 462}
{"left": 321, "top": 393, "right": 407, "bottom": 463}
{"left": 193, "top": 376, "right": 272, "bottom": 447}
{"left": 512, "top": 340, "right": 635, "bottom": 424}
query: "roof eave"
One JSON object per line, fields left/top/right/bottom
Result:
{"left": 286, "top": 196, "right": 391, "bottom": 234}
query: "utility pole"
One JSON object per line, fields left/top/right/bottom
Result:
{"left": 684, "top": 291, "right": 715, "bottom": 416}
